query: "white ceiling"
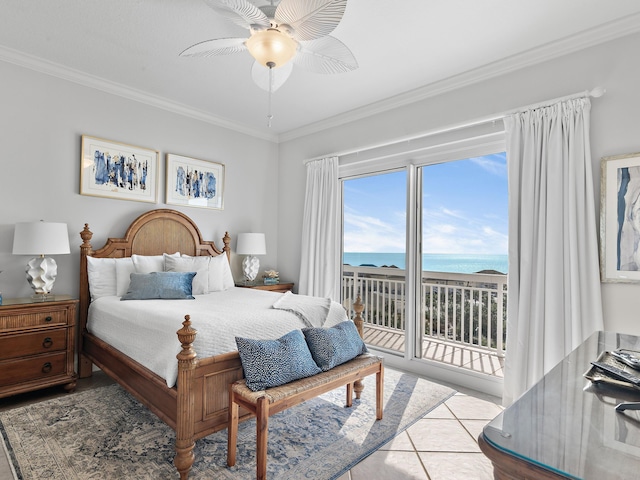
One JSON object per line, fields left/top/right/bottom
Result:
{"left": 1, "top": 0, "right": 640, "bottom": 141}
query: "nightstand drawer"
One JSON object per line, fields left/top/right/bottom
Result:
{"left": 0, "top": 297, "right": 77, "bottom": 398}
{"left": 0, "top": 329, "right": 67, "bottom": 360}
{"left": 0, "top": 352, "right": 67, "bottom": 386}
{"left": 0, "top": 309, "right": 69, "bottom": 330}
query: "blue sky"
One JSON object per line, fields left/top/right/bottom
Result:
{"left": 343, "top": 153, "right": 508, "bottom": 254}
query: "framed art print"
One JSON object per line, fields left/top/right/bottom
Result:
{"left": 80, "top": 135, "right": 159, "bottom": 203}
{"left": 166, "top": 154, "right": 225, "bottom": 210}
{"left": 600, "top": 152, "right": 640, "bottom": 282}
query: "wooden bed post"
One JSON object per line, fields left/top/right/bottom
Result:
{"left": 352, "top": 294, "right": 365, "bottom": 399}
{"left": 78, "top": 224, "right": 94, "bottom": 378}
{"left": 222, "top": 232, "right": 231, "bottom": 262}
{"left": 175, "top": 316, "right": 198, "bottom": 480}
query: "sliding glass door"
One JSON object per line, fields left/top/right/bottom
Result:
{"left": 417, "top": 154, "right": 508, "bottom": 374}
{"left": 341, "top": 152, "right": 507, "bottom": 383}
{"left": 342, "top": 169, "right": 407, "bottom": 354}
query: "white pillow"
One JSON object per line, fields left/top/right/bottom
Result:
{"left": 207, "top": 254, "right": 225, "bottom": 292}
{"left": 115, "top": 257, "right": 136, "bottom": 297}
{"left": 131, "top": 252, "right": 179, "bottom": 274}
{"left": 165, "top": 255, "right": 210, "bottom": 295}
{"left": 87, "top": 254, "right": 184, "bottom": 299}
{"left": 209, "top": 253, "right": 235, "bottom": 291}
{"left": 221, "top": 256, "right": 234, "bottom": 290}
{"left": 86, "top": 257, "right": 116, "bottom": 300}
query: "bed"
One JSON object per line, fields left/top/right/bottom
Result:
{"left": 77, "top": 208, "right": 365, "bottom": 479}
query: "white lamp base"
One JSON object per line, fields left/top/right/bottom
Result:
{"left": 26, "top": 255, "right": 58, "bottom": 295}
{"left": 242, "top": 255, "right": 260, "bottom": 282}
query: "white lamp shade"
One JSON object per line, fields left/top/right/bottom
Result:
{"left": 13, "top": 222, "right": 71, "bottom": 255}
{"left": 236, "top": 233, "right": 266, "bottom": 255}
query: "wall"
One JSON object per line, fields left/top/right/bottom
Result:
{"left": 278, "top": 31, "right": 640, "bottom": 337}
{"left": 3, "top": 31, "right": 639, "bottom": 338}
{"left": 0, "top": 60, "right": 279, "bottom": 300}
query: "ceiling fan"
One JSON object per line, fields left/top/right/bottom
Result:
{"left": 180, "top": 0, "right": 358, "bottom": 125}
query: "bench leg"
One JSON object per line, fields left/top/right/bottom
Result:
{"left": 354, "top": 378, "right": 364, "bottom": 399}
{"left": 346, "top": 382, "right": 353, "bottom": 408}
{"left": 376, "top": 367, "right": 384, "bottom": 420}
{"left": 256, "top": 396, "right": 269, "bottom": 480}
{"left": 227, "top": 389, "right": 239, "bottom": 467}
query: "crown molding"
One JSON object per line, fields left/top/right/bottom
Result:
{"left": 279, "top": 12, "right": 640, "bottom": 143}
{"left": 0, "top": 45, "right": 279, "bottom": 143}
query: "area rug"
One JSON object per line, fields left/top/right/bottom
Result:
{"left": 0, "top": 369, "right": 455, "bottom": 480}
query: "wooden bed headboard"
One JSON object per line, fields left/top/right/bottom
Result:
{"left": 78, "top": 209, "right": 231, "bottom": 359}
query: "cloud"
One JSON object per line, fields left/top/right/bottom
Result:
{"left": 482, "top": 226, "right": 506, "bottom": 238}
{"left": 342, "top": 154, "right": 508, "bottom": 255}
{"left": 434, "top": 224, "right": 456, "bottom": 234}
{"left": 343, "top": 210, "right": 405, "bottom": 252}
{"left": 469, "top": 154, "right": 507, "bottom": 176}
{"left": 345, "top": 207, "right": 507, "bottom": 255}
{"left": 441, "top": 208, "right": 466, "bottom": 220}
{"left": 423, "top": 207, "right": 467, "bottom": 223}
{"left": 422, "top": 212, "right": 507, "bottom": 254}
{"left": 422, "top": 226, "right": 506, "bottom": 254}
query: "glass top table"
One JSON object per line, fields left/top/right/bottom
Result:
{"left": 480, "top": 331, "right": 640, "bottom": 479}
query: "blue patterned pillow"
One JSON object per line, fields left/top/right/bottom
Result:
{"left": 302, "top": 321, "right": 368, "bottom": 371}
{"left": 120, "top": 272, "right": 196, "bottom": 300}
{"left": 235, "top": 330, "right": 322, "bottom": 392}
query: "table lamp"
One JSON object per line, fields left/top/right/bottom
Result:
{"left": 236, "top": 233, "right": 266, "bottom": 283}
{"left": 13, "top": 221, "right": 70, "bottom": 299}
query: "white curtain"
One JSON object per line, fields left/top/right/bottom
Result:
{"left": 299, "top": 157, "right": 340, "bottom": 300}
{"left": 503, "top": 97, "right": 604, "bottom": 406}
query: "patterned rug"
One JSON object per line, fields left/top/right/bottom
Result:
{"left": 0, "top": 369, "right": 455, "bottom": 480}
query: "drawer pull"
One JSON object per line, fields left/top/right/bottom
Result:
{"left": 42, "top": 337, "right": 54, "bottom": 348}
{"left": 41, "top": 362, "right": 52, "bottom": 373}
{"left": 44, "top": 316, "right": 53, "bottom": 322}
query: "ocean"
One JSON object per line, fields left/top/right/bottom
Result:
{"left": 343, "top": 252, "right": 508, "bottom": 274}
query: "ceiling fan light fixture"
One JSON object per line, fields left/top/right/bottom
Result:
{"left": 246, "top": 28, "right": 297, "bottom": 69}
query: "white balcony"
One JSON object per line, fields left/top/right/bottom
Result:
{"left": 342, "top": 266, "right": 507, "bottom": 380}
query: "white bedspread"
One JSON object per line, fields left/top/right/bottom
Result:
{"left": 87, "top": 287, "right": 348, "bottom": 387}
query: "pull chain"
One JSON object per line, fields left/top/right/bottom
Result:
{"left": 267, "top": 61, "right": 275, "bottom": 128}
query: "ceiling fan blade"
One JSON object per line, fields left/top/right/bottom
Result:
{"left": 275, "top": 0, "right": 347, "bottom": 41}
{"left": 294, "top": 35, "right": 357, "bottom": 74}
{"left": 180, "top": 37, "right": 248, "bottom": 57}
{"left": 251, "top": 61, "right": 293, "bottom": 91}
{"left": 257, "top": 3, "right": 277, "bottom": 19}
{"left": 203, "top": 0, "right": 270, "bottom": 30}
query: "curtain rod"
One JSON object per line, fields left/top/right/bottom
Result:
{"left": 304, "top": 86, "right": 606, "bottom": 164}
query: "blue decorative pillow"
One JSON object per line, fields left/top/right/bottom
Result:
{"left": 302, "top": 321, "right": 368, "bottom": 371}
{"left": 235, "top": 330, "right": 322, "bottom": 392}
{"left": 120, "top": 272, "right": 196, "bottom": 300}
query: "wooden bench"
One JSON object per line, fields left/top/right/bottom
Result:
{"left": 227, "top": 353, "right": 384, "bottom": 480}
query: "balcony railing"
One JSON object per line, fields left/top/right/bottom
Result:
{"left": 342, "top": 266, "right": 507, "bottom": 362}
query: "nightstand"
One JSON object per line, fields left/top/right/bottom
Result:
{"left": 0, "top": 295, "right": 78, "bottom": 398}
{"left": 235, "top": 282, "right": 294, "bottom": 294}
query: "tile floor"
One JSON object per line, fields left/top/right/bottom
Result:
{"left": 339, "top": 387, "right": 503, "bottom": 480}
{"left": 0, "top": 370, "right": 503, "bottom": 480}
